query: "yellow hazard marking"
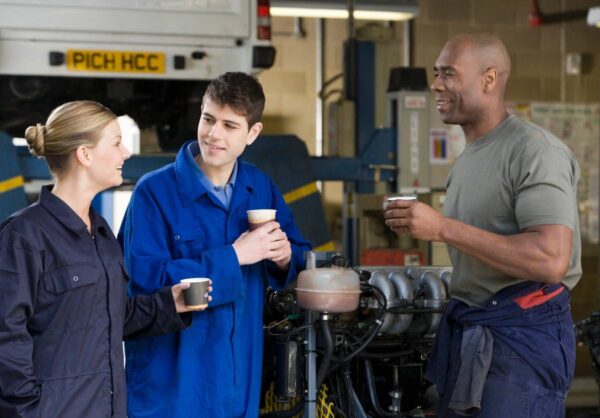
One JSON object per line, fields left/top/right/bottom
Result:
{"left": 313, "top": 241, "right": 335, "bottom": 252}
{"left": 0, "top": 176, "right": 24, "bottom": 193}
{"left": 283, "top": 182, "right": 318, "bottom": 204}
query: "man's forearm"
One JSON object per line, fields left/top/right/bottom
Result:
{"left": 439, "top": 218, "right": 571, "bottom": 283}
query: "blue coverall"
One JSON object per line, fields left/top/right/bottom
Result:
{"left": 120, "top": 141, "right": 311, "bottom": 418}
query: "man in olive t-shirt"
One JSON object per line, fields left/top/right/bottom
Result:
{"left": 444, "top": 113, "right": 581, "bottom": 306}
{"left": 385, "top": 33, "right": 580, "bottom": 417}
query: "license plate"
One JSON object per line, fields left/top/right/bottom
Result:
{"left": 66, "top": 49, "right": 166, "bottom": 74}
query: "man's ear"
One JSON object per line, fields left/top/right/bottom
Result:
{"left": 482, "top": 67, "right": 498, "bottom": 93}
{"left": 75, "top": 145, "right": 93, "bottom": 168}
{"left": 246, "top": 122, "right": 263, "bottom": 146}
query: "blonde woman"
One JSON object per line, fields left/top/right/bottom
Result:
{"left": 0, "top": 101, "right": 209, "bottom": 418}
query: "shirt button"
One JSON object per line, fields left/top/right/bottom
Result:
{"left": 492, "top": 300, "right": 498, "bottom": 305}
{"left": 72, "top": 276, "right": 79, "bottom": 282}
{"left": 174, "top": 235, "right": 180, "bottom": 241}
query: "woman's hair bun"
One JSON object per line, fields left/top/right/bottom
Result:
{"left": 24, "top": 123, "right": 46, "bottom": 157}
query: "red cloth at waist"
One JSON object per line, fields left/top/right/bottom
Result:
{"left": 513, "top": 285, "right": 565, "bottom": 310}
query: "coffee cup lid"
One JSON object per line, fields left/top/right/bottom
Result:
{"left": 387, "top": 196, "right": 417, "bottom": 202}
{"left": 181, "top": 278, "right": 210, "bottom": 283}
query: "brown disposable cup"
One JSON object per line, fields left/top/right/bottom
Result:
{"left": 181, "top": 278, "right": 210, "bottom": 310}
{"left": 247, "top": 209, "right": 277, "bottom": 231}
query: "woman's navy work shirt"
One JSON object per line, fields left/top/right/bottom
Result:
{"left": 0, "top": 186, "right": 190, "bottom": 418}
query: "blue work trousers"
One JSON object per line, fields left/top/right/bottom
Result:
{"left": 437, "top": 300, "right": 575, "bottom": 418}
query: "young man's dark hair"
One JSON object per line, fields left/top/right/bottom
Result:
{"left": 203, "top": 71, "right": 265, "bottom": 128}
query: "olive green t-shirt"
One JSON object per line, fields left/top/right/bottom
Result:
{"left": 444, "top": 114, "right": 582, "bottom": 306}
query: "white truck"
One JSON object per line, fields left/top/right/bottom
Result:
{"left": 0, "top": 0, "right": 275, "bottom": 149}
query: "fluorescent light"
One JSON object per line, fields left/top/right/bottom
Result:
{"left": 271, "top": 7, "right": 348, "bottom": 19}
{"left": 270, "top": 7, "right": 414, "bottom": 20}
{"left": 270, "top": 0, "right": 418, "bottom": 21}
{"left": 588, "top": 6, "right": 600, "bottom": 28}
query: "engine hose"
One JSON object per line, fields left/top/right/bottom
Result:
{"left": 343, "top": 369, "right": 356, "bottom": 418}
{"left": 326, "top": 316, "right": 384, "bottom": 377}
{"left": 316, "top": 318, "right": 334, "bottom": 389}
{"left": 364, "top": 283, "right": 388, "bottom": 312}
{"left": 330, "top": 283, "right": 387, "bottom": 366}
{"left": 363, "top": 339, "right": 413, "bottom": 348}
{"left": 341, "top": 318, "right": 383, "bottom": 364}
{"left": 364, "top": 359, "right": 404, "bottom": 417}
{"left": 357, "top": 349, "right": 413, "bottom": 359}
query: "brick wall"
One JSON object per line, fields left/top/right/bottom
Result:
{"left": 415, "top": 0, "right": 600, "bottom": 103}
{"left": 262, "top": 0, "right": 600, "bottom": 144}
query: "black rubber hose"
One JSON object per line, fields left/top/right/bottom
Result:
{"left": 331, "top": 283, "right": 386, "bottom": 366}
{"left": 326, "top": 298, "right": 385, "bottom": 376}
{"left": 357, "top": 349, "right": 413, "bottom": 359}
{"left": 364, "top": 359, "right": 404, "bottom": 417}
{"left": 342, "top": 368, "right": 356, "bottom": 418}
{"left": 316, "top": 318, "right": 334, "bottom": 389}
{"left": 341, "top": 318, "right": 383, "bottom": 364}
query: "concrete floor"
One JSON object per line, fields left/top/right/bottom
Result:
{"left": 567, "top": 378, "right": 599, "bottom": 408}
{"left": 566, "top": 378, "right": 600, "bottom": 418}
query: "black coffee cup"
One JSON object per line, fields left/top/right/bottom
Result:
{"left": 181, "top": 278, "right": 210, "bottom": 310}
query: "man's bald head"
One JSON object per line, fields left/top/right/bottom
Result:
{"left": 432, "top": 32, "right": 512, "bottom": 140}
{"left": 444, "top": 33, "right": 511, "bottom": 93}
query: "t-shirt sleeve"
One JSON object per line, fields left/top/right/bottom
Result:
{"left": 513, "top": 141, "right": 579, "bottom": 231}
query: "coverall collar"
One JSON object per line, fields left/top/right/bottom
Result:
{"left": 175, "top": 140, "right": 253, "bottom": 209}
{"left": 38, "top": 185, "right": 107, "bottom": 238}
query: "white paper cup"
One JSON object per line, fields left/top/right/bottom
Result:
{"left": 383, "top": 195, "right": 417, "bottom": 210}
{"left": 247, "top": 209, "right": 277, "bottom": 230}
